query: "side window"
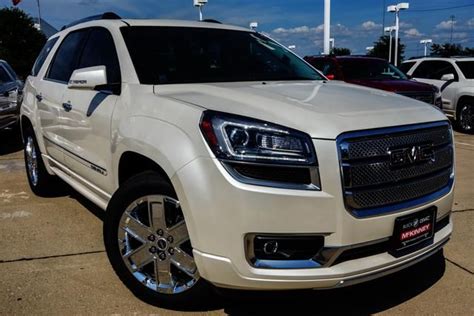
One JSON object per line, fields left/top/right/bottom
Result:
{"left": 32, "top": 37, "right": 59, "bottom": 76}
{"left": 413, "top": 61, "right": 458, "bottom": 80}
{"left": 399, "top": 61, "right": 415, "bottom": 74}
{"left": 78, "top": 28, "right": 121, "bottom": 93}
{"left": 0, "top": 66, "right": 12, "bottom": 83}
{"left": 47, "top": 30, "right": 88, "bottom": 82}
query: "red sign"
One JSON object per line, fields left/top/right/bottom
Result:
{"left": 400, "top": 223, "right": 432, "bottom": 241}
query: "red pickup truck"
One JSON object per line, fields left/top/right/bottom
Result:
{"left": 304, "top": 55, "right": 442, "bottom": 107}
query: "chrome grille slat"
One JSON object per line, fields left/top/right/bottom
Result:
{"left": 337, "top": 122, "right": 454, "bottom": 217}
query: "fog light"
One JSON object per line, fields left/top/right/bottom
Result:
{"left": 263, "top": 240, "right": 279, "bottom": 255}
{"left": 253, "top": 235, "right": 324, "bottom": 261}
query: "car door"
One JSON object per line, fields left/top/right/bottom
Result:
{"left": 37, "top": 33, "right": 88, "bottom": 162}
{"left": 58, "top": 27, "right": 121, "bottom": 192}
{"left": 411, "top": 60, "right": 459, "bottom": 112}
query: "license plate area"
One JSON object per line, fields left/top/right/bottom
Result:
{"left": 390, "top": 207, "right": 437, "bottom": 257}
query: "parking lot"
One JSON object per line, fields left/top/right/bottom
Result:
{"left": 0, "top": 128, "right": 473, "bottom": 315}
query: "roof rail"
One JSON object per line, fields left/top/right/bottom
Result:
{"left": 61, "top": 12, "right": 122, "bottom": 31}
{"left": 201, "top": 19, "right": 222, "bottom": 24}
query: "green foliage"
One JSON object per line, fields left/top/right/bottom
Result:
{"left": 430, "top": 43, "right": 474, "bottom": 57}
{"left": 367, "top": 35, "right": 405, "bottom": 65}
{"left": 0, "top": 7, "right": 46, "bottom": 79}
{"left": 331, "top": 47, "right": 351, "bottom": 56}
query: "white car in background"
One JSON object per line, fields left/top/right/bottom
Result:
{"left": 401, "top": 57, "right": 474, "bottom": 133}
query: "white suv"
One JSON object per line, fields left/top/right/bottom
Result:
{"left": 401, "top": 57, "right": 474, "bottom": 133}
{"left": 21, "top": 14, "right": 454, "bottom": 307}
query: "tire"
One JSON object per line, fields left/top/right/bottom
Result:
{"left": 23, "top": 127, "right": 61, "bottom": 196}
{"left": 456, "top": 101, "right": 474, "bottom": 134}
{"left": 103, "top": 171, "right": 213, "bottom": 309}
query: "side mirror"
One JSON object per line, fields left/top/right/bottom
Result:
{"left": 326, "top": 74, "right": 335, "bottom": 80}
{"left": 68, "top": 66, "right": 107, "bottom": 90}
{"left": 440, "top": 73, "right": 455, "bottom": 81}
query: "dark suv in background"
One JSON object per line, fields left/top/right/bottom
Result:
{"left": 304, "top": 55, "right": 442, "bottom": 107}
{"left": 0, "top": 60, "right": 23, "bottom": 130}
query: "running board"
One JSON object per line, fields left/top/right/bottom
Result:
{"left": 44, "top": 155, "right": 111, "bottom": 210}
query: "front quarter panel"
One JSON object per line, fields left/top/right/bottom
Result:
{"left": 111, "top": 85, "right": 209, "bottom": 190}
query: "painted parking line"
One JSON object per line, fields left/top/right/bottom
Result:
{"left": 455, "top": 142, "right": 474, "bottom": 147}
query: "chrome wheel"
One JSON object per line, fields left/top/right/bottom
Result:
{"left": 459, "top": 104, "right": 473, "bottom": 131}
{"left": 118, "top": 195, "right": 199, "bottom": 294}
{"left": 25, "top": 136, "right": 39, "bottom": 186}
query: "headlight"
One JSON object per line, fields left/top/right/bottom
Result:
{"left": 200, "top": 111, "right": 317, "bottom": 165}
{"left": 200, "top": 111, "right": 320, "bottom": 190}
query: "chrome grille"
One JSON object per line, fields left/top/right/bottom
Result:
{"left": 338, "top": 122, "right": 453, "bottom": 217}
{"left": 398, "top": 91, "right": 435, "bottom": 105}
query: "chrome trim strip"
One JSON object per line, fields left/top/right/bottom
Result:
{"left": 44, "top": 136, "right": 108, "bottom": 176}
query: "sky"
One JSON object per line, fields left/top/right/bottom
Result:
{"left": 2, "top": 0, "right": 473, "bottom": 58}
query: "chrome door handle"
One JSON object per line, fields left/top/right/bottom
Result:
{"left": 36, "top": 94, "right": 43, "bottom": 102}
{"left": 62, "top": 102, "right": 72, "bottom": 112}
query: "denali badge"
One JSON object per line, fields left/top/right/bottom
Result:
{"left": 389, "top": 144, "right": 435, "bottom": 167}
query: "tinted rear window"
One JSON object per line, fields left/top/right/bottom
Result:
{"left": 399, "top": 61, "right": 416, "bottom": 74}
{"left": 121, "top": 26, "right": 323, "bottom": 84}
{"left": 338, "top": 59, "right": 408, "bottom": 80}
{"left": 456, "top": 61, "right": 474, "bottom": 79}
{"left": 32, "top": 37, "right": 58, "bottom": 76}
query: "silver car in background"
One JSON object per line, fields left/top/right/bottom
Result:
{"left": 0, "top": 60, "right": 23, "bottom": 130}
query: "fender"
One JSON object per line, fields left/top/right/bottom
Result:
{"left": 112, "top": 113, "right": 209, "bottom": 191}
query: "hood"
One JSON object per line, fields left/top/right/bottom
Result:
{"left": 345, "top": 79, "right": 436, "bottom": 93}
{"left": 155, "top": 81, "right": 447, "bottom": 139}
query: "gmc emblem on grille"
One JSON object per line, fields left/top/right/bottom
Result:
{"left": 389, "top": 144, "right": 435, "bottom": 167}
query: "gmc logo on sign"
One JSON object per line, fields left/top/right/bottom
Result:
{"left": 389, "top": 144, "right": 435, "bottom": 168}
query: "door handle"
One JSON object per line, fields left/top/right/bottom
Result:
{"left": 62, "top": 102, "right": 72, "bottom": 112}
{"left": 36, "top": 94, "right": 43, "bottom": 102}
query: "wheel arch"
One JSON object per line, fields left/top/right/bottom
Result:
{"left": 456, "top": 95, "right": 474, "bottom": 119}
{"left": 117, "top": 151, "right": 172, "bottom": 186}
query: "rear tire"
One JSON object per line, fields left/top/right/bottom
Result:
{"left": 23, "top": 127, "right": 61, "bottom": 196}
{"left": 103, "top": 171, "right": 213, "bottom": 309}
{"left": 456, "top": 101, "right": 474, "bottom": 134}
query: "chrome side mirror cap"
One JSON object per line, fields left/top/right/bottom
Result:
{"left": 68, "top": 66, "right": 107, "bottom": 90}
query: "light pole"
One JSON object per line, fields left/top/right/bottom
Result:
{"left": 420, "top": 39, "right": 432, "bottom": 57}
{"left": 384, "top": 26, "right": 396, "bottom": 63}
{"left": 193, "top": 0, "right": 208, "bottom": 21}
{"left": 387, "top": 2, "right": 409, "bottom": 66}
{"left": 323, "top": 0, "right": 331, "bottom": 55}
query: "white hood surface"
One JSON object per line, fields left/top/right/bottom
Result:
{"left": 155, "top": 80, "right": 447, "bottom": 139}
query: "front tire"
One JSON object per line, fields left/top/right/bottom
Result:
{"left": 103, "top": 171, "right": 212, "bottom": 308}
{"left": 456, "top": 102, "right": 474, "bottom": 134}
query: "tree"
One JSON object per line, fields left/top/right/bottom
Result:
{"left": 367, "top": 35, "right": 405, "bottom": 65}
{"left": 331, "top": 47, "right": 351, "bottom": 56}
{"left": 0, "top": 7, "right": 46, "bottom": 79}
{"left": 430, "top": 43, "right": 474, "bottom": 57}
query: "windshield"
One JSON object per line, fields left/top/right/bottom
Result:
{"left": 456, "top": 61, "right": 474, "bottom": 79}
{"left": 339, "top": 59, "right": 408, "bottom": 80}
{"left": 121, "top": 26, "right": 323, "bottom": 84}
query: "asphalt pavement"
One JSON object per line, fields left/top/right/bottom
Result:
{"left": 0, "top": 128, "right": 473, "bottom": 315}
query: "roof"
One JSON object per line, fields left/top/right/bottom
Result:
{"left": 122, "top": 19, "right": 250, "bottom": 32}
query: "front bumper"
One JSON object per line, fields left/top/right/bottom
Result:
{"left": 171, "top": 138, "right": 454, "bottom": 290}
